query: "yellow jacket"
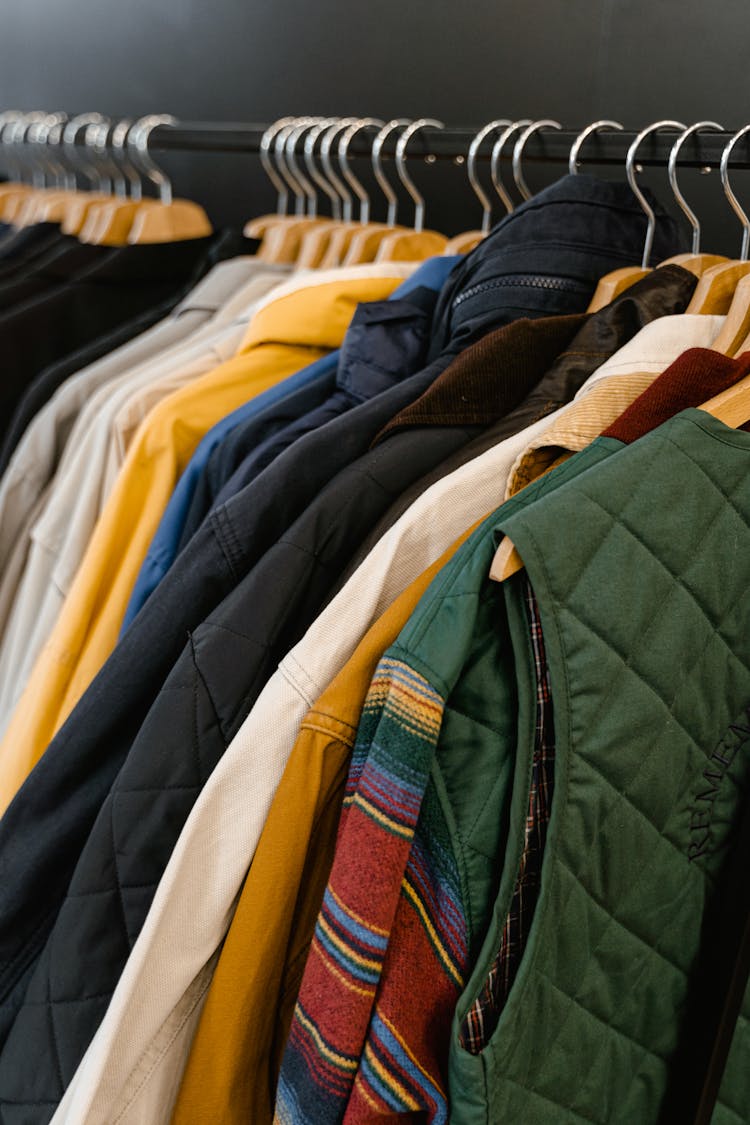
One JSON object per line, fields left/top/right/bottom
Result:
{"left": 170, "top": 523, "right": 478, "bottom": 1125}
{"left": 0, "top": 265, "right": 413, "bottom": 814}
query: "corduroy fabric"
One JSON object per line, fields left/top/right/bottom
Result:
{"left": 506, "top": 334, "right": 742, "bottom": 496}
{"left": 603, "top": 347, "right": 750, "bottom": 443}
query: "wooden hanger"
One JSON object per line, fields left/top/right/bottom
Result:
{"left": 0, "top": 111, "right": 54, "bottom": 224}
{"left": 73, "top": 119, "right": 140, "bottom": 244}
{"left": 489, "top": 119, "right": 741, "bottom": 584}
{"left": 587, "top": 120, "right": 686, "bottom": 311}
{"left": 272, "top": 118, "right": 353, "bottom": 268}
{"left": 684, "top": 125, "right": 750, "bottom": 317}
{"left": 0, "top": 111, "right": 29, "bottom": 209}
{"left": 241, "top": 117, "right": 308, "bottom": 240}
{"left": 708, "top": 275, "right": 750, "bottom": 354}
{"left": 303, "top": 117, "right": 395, "bottom": 268}
{"left": 367, "top": 118, "right": 449, "bottom": 261}
{"left": 331, "top": 118, "right": 412, "bottom": 266}
{"left": 591, "top": 124, "right": 734, "bottom": 307}
{"left": 655, "top": 122, "right": 728, "bottom": 279}
{"left": 698, "top": 372, "right": 750, "bottom": 427}
{"left": 443, "top": 230, "right": 485, "bottom": 254}
{"left": 250, "top": 117, "right": 352, "bottom": 263}
{"left": 126, "top": 198, "right": 211, "bottom": 244}
{"left": 123, "top": 115, "right": 212, "bottom": 244}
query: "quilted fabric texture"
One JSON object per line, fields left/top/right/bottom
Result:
{"left": 279, "top": 410, "right": 750, "bottom": 1125}
{"left": 448, "top": 408, "right": 750, "bottom": 1124}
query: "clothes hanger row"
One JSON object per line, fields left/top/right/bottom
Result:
{"left": 490, "top": 117, "right": 750, "bottom": 584}
{"left": 0, "top": 111, "right": 212, "bottom": 244}
{"left": 5, "top": 110, "right": 750, "bottom": 262}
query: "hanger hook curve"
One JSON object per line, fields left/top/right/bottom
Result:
{"left": 320, "top": 118, "right": 358, "bottom": 222}
{"left": 626, "top": 119, "right": 686, "bottom": 268}
{"left": 372, "top": 119, "right": 411, "bottom": 227}
{"left": 668, "top": 121, "right": 723, "bottom": 254}
{"left": 128, "top": 114, "right": 177, "bottom": 205}
{"left": 490, "top": 120, "right": 531, "bottom": 215}
{"left": 286, "top": 117, "right": 325, "bottom": 217}
{"left": 468, "top": 120, "right": 512, "bottom": 234}
{"left": 394, "top": 118, "right": 444, "bottom": 232}
{"left": 720, "top": 124, "right": 750, "bottom": 261}
{"left": 303, "top": 118, "right": 342, "bottom": 220}
{"left": 338, "top": 118, "right": 385, "bottom": 224}
{"left": 512, "top": 119, "right": 562, "bottom": 202}
{"left": 569, "top": 120, "right": 623, "bottom": 175}
{"left": 260, "top": 118, "right": 298, "bottom": 215}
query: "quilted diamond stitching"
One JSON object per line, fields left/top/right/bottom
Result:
{"left": 492, "top": 429, "right": 750, "bottom": 1119}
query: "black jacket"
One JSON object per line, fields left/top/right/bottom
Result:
{"left": 0, "top": 233, "right": 224, "bottom": 446}
{"left": 0, "top": 229, "right": 257, "bottom": 471}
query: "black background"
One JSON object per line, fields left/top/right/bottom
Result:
{"left": 1, "top": 0, "right": 749, "bottom": 253}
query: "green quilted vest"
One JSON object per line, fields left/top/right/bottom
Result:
{"left": 447, "top": 408, "right": 750, "bottom": 1124}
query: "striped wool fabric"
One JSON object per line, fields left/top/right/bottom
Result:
{"left": 274, "top": 655, "right": 467, "bottom": 1123}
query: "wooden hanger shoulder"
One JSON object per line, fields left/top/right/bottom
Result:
{"left": 293, "top": 220, "right": 347, "bottom": 270}
{"left": 698, "top": 372, "right": 750, "bottom": 428}
{"left": 586, "top": 267, "right": 651, "bottom": 313}
{"left": 659, "top": 252, "right": 728, "bottom": 276}
{"left": 374, "top": 228, "right": 448, "bottom": 262}
{"left": 254, "top": 217, "right": 327, "bottom": 263}
{"left": 342, "top": 223, "right": 404, "bottom": 266}
{"left": 127, "top": 198, "right": 213, "bottom": 244}
{"left": 443, "top": 229, "right": 485, "bottom": 255}
{"left": 244, "top": 213, "right": 298, "bottom": 239}
{"left": 709, "top": 274, "right": 750, "bottom": 355}
{"left": 685, "top": 261, "right": 750, "bottom": 314}
{"left": 78, "top": 199, "right": 141, "bottom": 245}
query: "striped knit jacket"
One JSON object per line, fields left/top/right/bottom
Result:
{"left": 274, "top": 652, "right": 466, "bottom": 1123}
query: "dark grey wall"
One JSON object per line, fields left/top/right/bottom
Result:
{"left": 1, "top": 0, "right": 749, "bottom": 252}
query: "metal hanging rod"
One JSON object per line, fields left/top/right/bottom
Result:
{"left": 140, "top": 120, "right": 750, "bottom": 169}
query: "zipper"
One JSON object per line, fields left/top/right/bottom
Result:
{"left": 453, "top": 274, "right": 589, "bottom": 310}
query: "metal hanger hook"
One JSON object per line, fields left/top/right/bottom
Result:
{"left": 85, "top": 117, "right": 113, "bottom": 194}
{"left": 669, "top": 121, "right": 723, "bottom": 254}
{"left": 626, "top": 119, "right": 685, "bottom": 268}
{"left": 569, "top": 120, "right": 623, "bottom": 175}
{"left": 28, "top": 112, "right": 67, "bottom": 189}
{"left": 260, "top": 117, "right": 299, "bottom": 215}
{"left": 275, "top": 118, "right": 316, "bottom": 217}
{"left": 0, "top": 111, "right": 25, "bottom": 182}
{"left": 285, "top": 117, "right": 325, "bottom": 217}
{"left": 468, "top": 120, "right": 512, "bottom": 234}
{"left": 395, "top": 118, "right": 445, "bottom": 232}
{"left": 41, "top": 112, "right": 69, "bottom": 190}
{"left": 129, "top": 114, "right": 178, "bottom": 205}
{"left": 14, "top": 111, "right": 49, "bottom": 189}
{"left": 512, "top": 119, "right": 562, "bottom": 202}
{"left": 111, "top": 119, "right": 143, "bottom": 201}
{"left": 91, "top": 119, "right": 128, "bottom": 197}
{"left": 721, "top": 124, "right": 750, "bottom": 261}
{"left": 320, "top": 118, "right": 358, "bottom": 222}
{"left": 338, "top": 118, "right": 385, "bottom": 224}
{"left": 45, "top": 113, "right": 77, "bottom": 191}
{"left": 372, "top": 119, "right": 411, "bottom": 227}
{"left": 490, "top": 120, "right": 531, "bottom": 215}
{"left": 303, "top": 118, "right": 342, "bottom": 220}
{"left": 63, "top": 112, "right": 105, "bottom": 191}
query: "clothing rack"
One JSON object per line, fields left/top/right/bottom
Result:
{"left": 143, "top": 120, "right": 750, "bottom": 169}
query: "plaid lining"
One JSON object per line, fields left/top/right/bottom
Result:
{"left": 459, "top": 578, "right": 555, "bottom": 1053}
